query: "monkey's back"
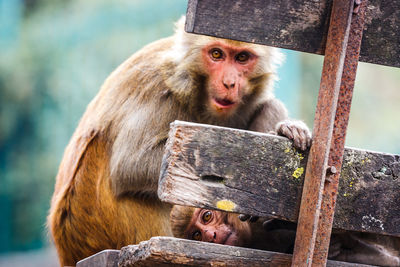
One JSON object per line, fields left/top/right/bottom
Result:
{"left": 47, "top": 37, "right": 177, "bottom": 266}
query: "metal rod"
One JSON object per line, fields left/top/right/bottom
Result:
{"left": 291, "top": 0, "right": 354, "bottom": 266}
{"left": 312, "top": 1, "right": 368, "bottom": 265}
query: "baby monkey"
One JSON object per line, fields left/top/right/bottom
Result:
{"left": 171, "top": 206, "right": 251, "bottom": 247}
{"left": 170, "top": 206, "right": 400, "bottom": 267}
{"left": 170, "top": 205, "right": 296, "bottom": 254}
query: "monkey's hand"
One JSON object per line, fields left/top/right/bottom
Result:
{"left": 328, "top": 235, "right": 343, "bottom": 259}
{"left": 238, "top": 214, "right": 259, "bottom": 223}
{"left": 275, "top": 120, "right": 311, "bottom": 151}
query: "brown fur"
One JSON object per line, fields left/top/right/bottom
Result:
{"left": 170, "top": 205, "right": 196, "bottom": 239}
{"left": 170, "top": 206, "right": 294, "bottom": 253}
{"left": 171, "top": 206, "right": 400, "bottom": 266}
{"left": 48, "top": 18, "right": 291, "bottom": 266}
{"left": 330, "top": 231, "right": 400, "bottom": 266}
{"left": 171, "top": 206, "right": 252, "bottom": 247}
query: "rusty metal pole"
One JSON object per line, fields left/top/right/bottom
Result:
{"left": 312, "top": 1, "right": 367, "bottom": 266}
{"left": 291, "top": 0, "right": 354, "bottom": 266}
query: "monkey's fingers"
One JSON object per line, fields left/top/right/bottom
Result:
{"left": 277, "top": 123, "right": 294, "bottom": 140}
{"left": 294, "top": 125, "right": 313, "bottom": 151}
{"left": 249, "top": 216, "right": 259, "bottom": 222}
{"left": 297, "top": 128, "right": 309, "bottom": 151}
{"left": 262, "top": 219, "right": 276, "bottom": 231}
{"left": 301, "top": 127, "right": 312, "bottom": 149}
{"left": 278, "top": 123, "right": 304, "bottom": 150}
{"left": 238, "top": 214, "right": 259, "bottom": 222}
{"left": 306, "top": 131, "right": 312, "bottom": 148}
{"left": 277, "top": 120, "right": 312, "bottom": 151}
{"left": 291, "top": 127, "right": 303, "bottom": 150}
{"left": 262, "top": 219, "right": 297, "bottom": 231}
{"left": 238, "top": 214, "right": 250, "bottom": 221}
{"left": 328, "top": 240, "right": 342, "bottom": 258}
{"left": 300, "top": 133, "right": 307, "bottom": 151}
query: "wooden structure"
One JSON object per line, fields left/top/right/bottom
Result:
{"left": 77, "top": 237, "right": 375, "bottom": 267}
{"left": 159, "top": 121, "right": 400, "bottom": 237}
{"left": 77, "top": 0, "right": 400, "bottom": 266}
{"left": 186, "top": 0, "right": 400, "bottom": 67}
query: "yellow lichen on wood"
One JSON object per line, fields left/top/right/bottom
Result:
{"left": 216, "top": 200, "right": 236, "bottom": 212}
{"left": 292, "top": 167, "right": 304, "bottom": 179}
{"left": 361, "top": 157, "right": 371, "bottom": 164}
{"left": 349, "top": 177, "right": 355, "bottom": 188}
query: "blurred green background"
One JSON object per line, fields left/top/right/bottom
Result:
{"left": 0, "top": 0, "right": 399, "bottom": 266}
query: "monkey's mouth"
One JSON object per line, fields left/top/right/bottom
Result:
{"left": 222, "top": 232, "right": 238, "bottom": 246}
{"left": 213, "top": 98, "right": 236, "bottom": 109}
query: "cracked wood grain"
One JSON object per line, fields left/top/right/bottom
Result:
{"left": 186, "top": 0, "right": 400, "bottom": 68}
{"left": 158, "top": 121, "right": 400, "bottom": 236}
{"left": 76, "top": 237, "right": 378, "bottom": 266}
{"left": 118, "top": 237, "right": 374, "bottom": 267}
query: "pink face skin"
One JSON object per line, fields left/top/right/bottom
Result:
{"left": 185, "top": 209, "right": 243, "bottom": 246}
{"left": 201, "top": 42, "right": 259, "bottom": 116}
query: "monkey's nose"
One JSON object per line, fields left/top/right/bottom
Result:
{"left": 204, "top": 230, "right": 217, "bottom": 241}
{"left": 223, "top": 81, "right": 235, "bottom": 89}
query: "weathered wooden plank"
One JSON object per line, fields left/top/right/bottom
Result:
{"left": 74, "top": 237, "right": 382, "bottom": 267}
{"left": 76, "top": 249, "right": 119, "bottom": 267}
{"left": 158, "top": 121, "right": 400, "bottom": 236}
{"left": 117, "top": 237, "right": 374, "bottom": 267}
{"left": 185, "top": 0, "right": 400, "bottom": 68}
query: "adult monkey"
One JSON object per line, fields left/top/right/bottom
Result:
{"left": 48, "top": 17, "right": 311, "bottom": 266}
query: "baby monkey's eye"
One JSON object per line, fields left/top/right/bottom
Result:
{"left": 202, "top": 211, "right": 212, "bottom": 223}
{"left": 192, "top": 231, "right": 202, "bottom": 241}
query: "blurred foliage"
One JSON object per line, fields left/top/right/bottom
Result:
{"left": 299, "top": 53, "right": 400, "bottom": 153}
{"left": 0, "top": 0, "right": 186, "bottom": 252}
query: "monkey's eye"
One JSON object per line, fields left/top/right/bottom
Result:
{"left": 236, "top": 52, "right": 250, "bottom": 63}
{"left": 192, "top": 231, "right": 202, "bottom": 241}
{"left": 202, "top": 211, "right": 213, "bottom": 223}
{"left": 210, "top": 49, "right": 223, "bottom": 60}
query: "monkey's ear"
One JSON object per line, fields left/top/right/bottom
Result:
{"left": 174, "top": 16, "right": 186, "bottom": 35}
{"left": 166, "top": 16, "right": 189, "bottom": 64}
{"left": 169, "top": 15, "right": 212, "bottom": 64}
{"left": 170, "top": 205, "right": 196, "bottom": 238}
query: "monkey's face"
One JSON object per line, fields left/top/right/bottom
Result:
{"left": 184, "top": 208, "right": 251, "bottom": 247}
{"left": 201, "top": 41, "right": 259, "bottom": 117}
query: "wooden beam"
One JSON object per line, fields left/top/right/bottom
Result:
{"left": 185, "top": 0, "right": 400, "bottom": 68}
{"left": 76, "top": 249, "right": 119, "bottom": 267}
{"left": 158, "top": 121, "right": 400, "bottom": 236}
{"left": 101, "top": 237, "right": 373, "bottom": 267}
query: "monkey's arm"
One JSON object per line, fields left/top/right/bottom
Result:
{"left": 109, "top": 98, "right": 177, "bottom": 197}
{"left": 329, "top": 233, "right": 400, "bottom": 267}
{"left": 248, "top": 98, "right": 288, "bottom": 132}
{"left": 249, "top": 98, "right": 311, "bottom": 150}
{"left": 248, "top": 219, "right": 296, "bottom": 253}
